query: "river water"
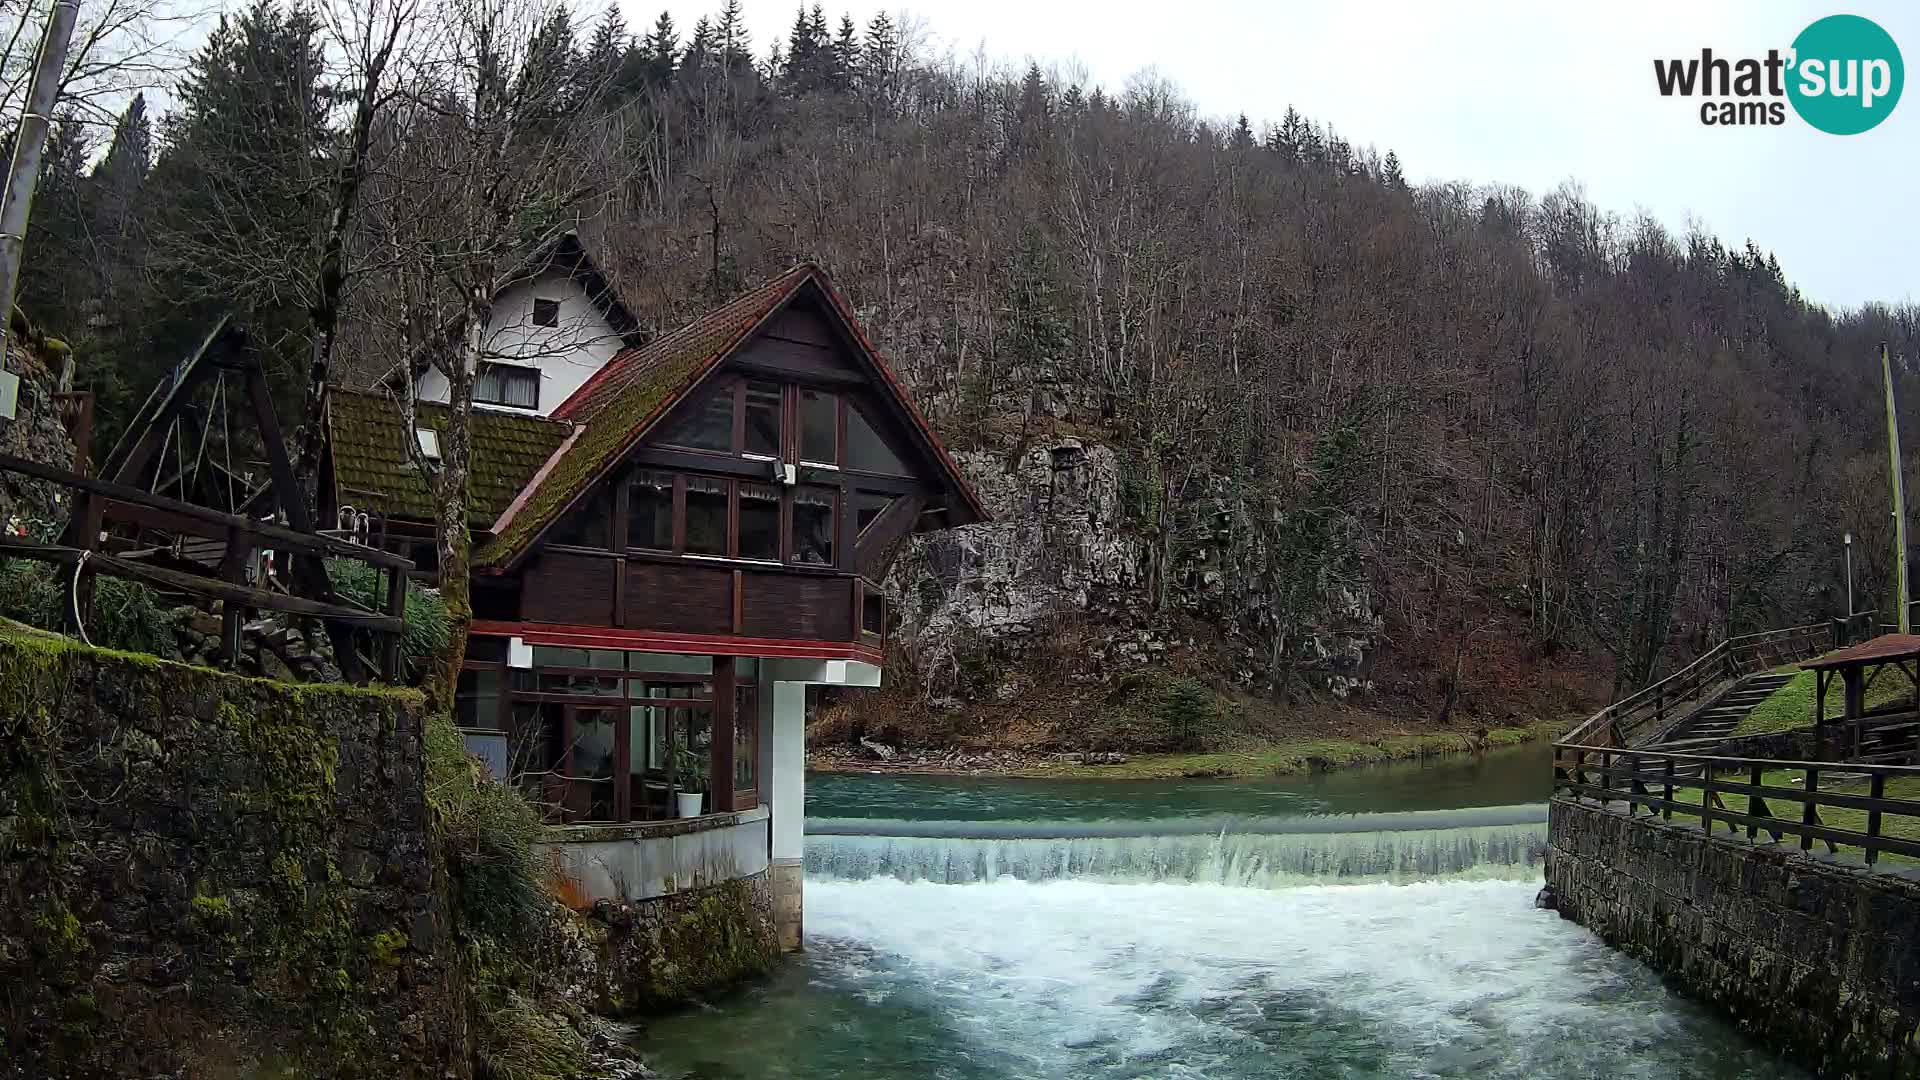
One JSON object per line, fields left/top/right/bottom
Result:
{"left": 636, "top": 745, "right": 1804, "bottom": 1078}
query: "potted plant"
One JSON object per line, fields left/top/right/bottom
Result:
{"left": 674, "top": 745, "right": 707, "bottom": 818}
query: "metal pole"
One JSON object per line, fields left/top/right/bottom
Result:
{"left": 0, "top": 0, "right": 82, "bottom": 359}
{"left": 1885, "top": 342, "right": 1910, "bottom": 634}
{"left": 1846, "top": 531, "right": 1855, "bottom": 618}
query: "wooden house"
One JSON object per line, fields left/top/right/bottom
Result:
{"left": 321, "top": 249, "right": 985, "bottom": 948}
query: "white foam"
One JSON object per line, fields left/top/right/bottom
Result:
{"left": 804, "top": 877, "right": 1804, "bottom": 1078}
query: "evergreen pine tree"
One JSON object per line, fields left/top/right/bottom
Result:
{"left": 581, "top": 8, "right": 629, "bottom": 99}
{"left": 862, "top": 11, "right": 899, "bottom": 113}
{"left": 1230, "top": 112, "right": 1254, "bottom": 152}
{"left": 717, "top": 0, "right": 751, "bottom": 74}
{"left": 515, "top": 8, "right": 579, "bottom": 116}
{"left": 137, "top": 0, "right": 333, "bottom": 429}
{"left": 1382, "top": 150, "right": 1406, "bottom": 189}
{"left": 1276, "top": 106, "right": 1306, "bottom": 161}
{"left": 683, "top": 17, "right": 715, "bottom": 78}
{"left": 91, "top": 94, "right": 151, "bottom": 243}
{"left": 642, "top": 11, "right": 678, "bottom": 86}
{"left": 14, "top": 117, "right": 93, "bottom": 337}
{"left": 832, "top": 14, "right": 859, "bottom": 93}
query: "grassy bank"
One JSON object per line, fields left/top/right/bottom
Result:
{"left": 1002, "top": 722, "right": 1556, "bottom": 780}
{"left": 1736, "top": 667, "right": 1913, "bottom": 737}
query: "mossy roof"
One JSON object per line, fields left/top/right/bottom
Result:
{"left": 472, "top": 266, "right": 817, "bottom": 568}
{"left": 326, "top": 388, "right": 571, "bottom": 525}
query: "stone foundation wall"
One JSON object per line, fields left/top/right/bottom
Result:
{"left": 1546, "top": 797, "right": 1920, "bottom": 1078}
{"left": 0, "top": 627, "right": 464, "bottom": 1079}
{"left": 535, "top": 873, "right": 780, "bottom": 1015}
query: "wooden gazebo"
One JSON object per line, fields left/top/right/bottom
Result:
{"left": 1800, "top": 633, "right": 1920, "bottom": 762}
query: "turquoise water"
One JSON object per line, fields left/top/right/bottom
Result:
{"left": 636, "top": 746, "right": 1804, "bottom": 1079}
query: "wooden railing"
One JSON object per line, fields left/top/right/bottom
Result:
{"left": 1553, "top": 744, "right": 1920, "bottom": 866}
{"left": 1560, "top": 619, "right": 1854, "bottom": 750}
{"left": 0, "top": 450, "right": 412, "bottom": 681}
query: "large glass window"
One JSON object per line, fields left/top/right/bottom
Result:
{"left": 627, "top": 471, "right": 673, "bottom": 550}
{"left": 549, "top": 488, "right": 610, "bottom": 547}
{"left": 739, "top": 482, "right": 780, "bottom": 560}
{"left": 684, "top": 476, "right": 728, "bottom": 555}
{"left": 476, "top": 653, "right": 762, "bottom": 823}
{"left": 846, "top": 406, "right": 911, "bottom": 475}
{"left": 800, "top": 389, "right": 838, "bottom": 464}
{"left": 792, "top": 486, "right": 836, "bottom": 566}
{"left": 744, "top": 381, "right": 781, "bottom": 457}
{"left": 662, "top": 385, "right": 734, "bottom": 451}
{"left": 566, "top": 707, "right": 620, "bottom": 822}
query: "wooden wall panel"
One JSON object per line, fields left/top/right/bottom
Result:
{"left": 521, "top": 552, "right": 614, "bottom": 626}
{"left": 765, "top": 305, "right": 838, "bottom": 347}
{"left": 626, "top": 561, "right": 733, "bottom": 635}
{"left": 732, "top": 335, "right": 857, "bottom": 380}
{"left": 741, "top": 571, "right": 853, "bottom": 641}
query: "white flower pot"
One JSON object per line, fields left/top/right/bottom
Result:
{"left": 677, "top": 792, "right": 705, "bottom": 818}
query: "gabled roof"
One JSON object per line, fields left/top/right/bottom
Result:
{"left": 474, "top": 263, "right": 987, "bottom": 569}
{"left": 327, "top": 388, "right": 572, "bottom": 524}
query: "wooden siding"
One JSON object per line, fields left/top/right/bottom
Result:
{"left": 764, "top": 304, "right": 841, "bottom": 348}
{"left": 732, "top": 334, "right": 859, "bottom": 381}
{"left": 520, "top": 550, "right": 614, "bottom": 626}
{"left": 627, "top": 560, "right": 733, "bottom": 635}
{"left": 741, "top": 570, "right": 853, "bottom": 641}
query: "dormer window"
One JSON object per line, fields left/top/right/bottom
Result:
{"left": 532, "top": 297, "right": 561, "bottom": 327}
{"left": 475, "top": 362, "right": 539, "bottom": 410}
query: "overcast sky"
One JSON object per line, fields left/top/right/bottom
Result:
{"left": 624, "top": 0, "right": 1918, "bottom": 310}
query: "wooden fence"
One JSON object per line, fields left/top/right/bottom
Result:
{"left": 1559, "top": 620, "right": 1856, "bottom": 750}
{"left": 0, "top": 450, "right": 412, "bottom": 681}
{"left": 1553, "top": 744, "right": 1920, "bottom": 866}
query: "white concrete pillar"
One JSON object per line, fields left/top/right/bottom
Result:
{"left": 769, "top": 679, "right": 807, "bottom": 951}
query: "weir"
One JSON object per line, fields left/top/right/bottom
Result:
{"left": 806, "top": 804, "right": 1548, "bottom": 887}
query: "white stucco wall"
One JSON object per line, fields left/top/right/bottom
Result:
{"left": 539, "top": 807, "right": 771, "bottom": 903}
{"left": 415, "top": 268, "right": 624, "bottom": 417}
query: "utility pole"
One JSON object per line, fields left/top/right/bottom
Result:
{"left": 0, "top": 0, "right": 83, "bottom": 360}
{"left": 1884, "top": 342, "right": 1910, "bottom": 634}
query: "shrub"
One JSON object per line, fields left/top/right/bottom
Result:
{"left": 326, "top": 559, "right": 449, "bottom": 678}
{"left": 424, "top": 713, "right": 546, "bottom": 943}
{"left": 0, "top": 556, "right": 184, "bottom": 659}
{"left": 1082, "top": 671, "right": 1228, "bottom": 753}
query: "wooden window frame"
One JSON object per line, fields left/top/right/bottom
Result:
{"left": 531, "top": 297, "right": 561, "bottom": 327}
{"left": 471, "top": 659, "right": 743, "bottom": 825}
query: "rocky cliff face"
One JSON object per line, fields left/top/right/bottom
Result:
{"left": 885, "top": 432, "right": 1384, "bottom": 735}
{"left": 0, "top": 338, "right": 77, "bottom": 528}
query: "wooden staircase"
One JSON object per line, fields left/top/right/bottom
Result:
{"left": 1657, "top": 671, "right": 1798, "bottom": 747}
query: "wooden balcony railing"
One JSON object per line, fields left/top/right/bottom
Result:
{"left": 1553, "top": 744, "right": 1920, "bottom": 866}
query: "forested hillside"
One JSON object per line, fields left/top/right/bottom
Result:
{"left": 15, "top": 1, "right": 1920, "bottom": 750}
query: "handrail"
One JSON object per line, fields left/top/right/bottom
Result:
{"left": 1553, "top": 741, "right": 1920, "bottom": 865}
{"left": 1562, "top": 618, "right": 1853, "bottom": 751}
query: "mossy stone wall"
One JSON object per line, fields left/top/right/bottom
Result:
{"left": 1547, "top": 797, "right": 1920, "bottom": 1079}
{"left": 0, "top": 628, "right": 466, "bottom": 1078}
{"left": 588, "top": 873, "right": 781, "bottom": 1015}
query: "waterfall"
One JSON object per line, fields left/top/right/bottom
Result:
{"left": 805, "top": 804, "right": 1547, "bottom": 888}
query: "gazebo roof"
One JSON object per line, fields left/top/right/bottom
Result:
{"left": 1801, "top": 633, "right": 1920, "bottom": 672}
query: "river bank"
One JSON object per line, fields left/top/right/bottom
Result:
{"left": 807, "top": 719, "right": 1564, "bottom": 780}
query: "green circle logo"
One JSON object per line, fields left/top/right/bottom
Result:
{"left": 1788, "top": 14, "right": 1904, "bottom": 134}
